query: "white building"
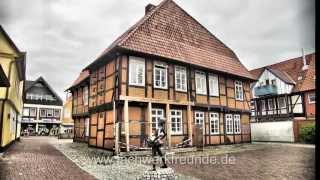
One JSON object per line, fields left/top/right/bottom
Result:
{"left": 21, "top": 77, "right": 63, "bottom": 136}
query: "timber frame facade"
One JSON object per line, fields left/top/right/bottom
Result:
{"left": 67, "top": 70, "right": 90, "bottom": 143}
{"left": 68, "top": 0, "right": 256, "bottom": 152}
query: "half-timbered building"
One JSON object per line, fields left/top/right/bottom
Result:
{"left": 70, "top": 0, "right": 256, "bottom": 152}
{"left": 250, "top": 52, "right": 315, "bottom": 142}
{"left": 67, "top": 70, "right": 90, "bottom": 142}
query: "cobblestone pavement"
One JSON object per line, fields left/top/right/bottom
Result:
{"left": 53, "top": 140, "right": 198, "bottom": 180}
{"left": 170, "top": 143, "right": 315, "bottom": 180}
{"left": 0, "top": 137, "right": 96, "bottom": 180}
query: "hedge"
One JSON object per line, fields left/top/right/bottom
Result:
{"left": 299, "top": 123, "right": 315, "bottom": 144}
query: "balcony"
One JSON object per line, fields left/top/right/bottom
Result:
{"left": 254, "top": 85, "right": 278, "bottom": 97}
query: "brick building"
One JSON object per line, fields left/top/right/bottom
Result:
{"left": 68, "top": 0, "right": 255, "bottom": 152}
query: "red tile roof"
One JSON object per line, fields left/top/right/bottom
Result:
{"left": 250, "top": 53, "right": 315, "bottom": 92}
{"left": 67, "top": 70, "right": 90, "bottom": 90}
{"left": 88, "top": 0, "right": 254, "bottom": 80}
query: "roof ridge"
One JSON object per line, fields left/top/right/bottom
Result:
{"left": 250, "top": 52, "right": 315, "bottom": 71}
{"left": 118, "top": 0, "right": 171, "bottom": 46}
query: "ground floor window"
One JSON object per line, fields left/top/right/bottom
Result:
{"left": 171, "top": 110, "right": 183, "bottom": 134}
{"left": 209, "top": 112, "right": 219, "bottom": 134}
{"left": 233, "top": 114, "right": 241, "bottom": 134}
{"left": 85, "top": 118, "right": 90, "bottom": 137}
{"left": 152, "top": 108, "right": 164, "bottom": 130}
{"left": 225, "top": 114, "right": 233, "bottom": 134}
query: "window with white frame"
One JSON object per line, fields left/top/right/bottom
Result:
{"left": 83, "top": 86, "right": 89, "bottom": 106}
{"left": 85, "top": 118, "right": 90, "bottom": 137}
{"left": 175, "top": 66, "right": 187, "bottom": 92}
{"left": 30, "top": 108, "right": 37, "bottom": 117}
{"left": 235, "top": 81, "right": 244, "bottom": 100}
{"left": 261, "top": 100, "right": 266, "bottom": 111}
{"left": 40, "top": 109, "right": 46, "bottom": 117}
{"left": 154, "top": 62, "right": 167, "bottom": 89}
{"left": 308, "top": 93, "right": 315, "bottom": 104}
{"left": 233, "top": 114, "right": 241, "bottom": 134}
{"left": 194, "top": 111, "right": 204, "bottom": 126}
{"left": 171, "top": 110, "right": 183, "bottom": 134}
{"left": 47, "top": 109, "right": 53, "bottom": 117}
{"left": 225, "top": 114, "right": 233, "bottom": 134}
{"left": 195, "top": 71, "right": 207, "bottom": 95}
{"left": 54, "top": 109, "right": 60, "bottom": 118}
{"left": 278, "top": 97, "right": 286, "bottom": 108}
{"left": 151, "top": 108, "right": 164, "bottom": 130}
{"left": 23, "top": 108, "right": 29, "bottom": 116}
{"left": 209, "top": 74, "right": 219, "bottom": 96}
{"left": 209, "top": 112, "right": 219, "bottom": 134}
{"left": 268, "top": 99, "right": 275, "bottom": 110}
{"left": 129, "top": 56, "right": 145, "bottom": 86}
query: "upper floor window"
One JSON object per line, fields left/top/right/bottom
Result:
{"left": 261, "top": 100, "right": 266, "bottom": 111}
{"left": 195, "top": 71, "right": 207, "bottom": 95}
{"left": 271, "top": 79, "right": 276, "bottom": 85}
{"left": 154, "top": 62, "right": 167, "bottom": 89}
{"left": 194, "top": 111, "right": 204, "bottom": 126}
{"left": 40, "top": 109, "right": 46, "bottom": 117}
{"left": 235, "top": 81, "right": 244, "bottom": 101}
{"left": 233, "top": 114, "right": 241, "bottom": 134}
{"left": 175, "top": 66, "right": 187, "bottom": 92}
{"left": 83, "top": 86, "right": 89, "bottom": 106}
{"left": 225, "top": 114, "right": 233, "bottom": 134}
{"left": 54, "top": 109, "right": 60, "bottom": 118}
{"left": 308, "top": 93, "right": 315, "bottom": 104}
{"left": 47, "top": 109, "right": 53, "bottom": 117}
{"left": 129, "top": 56, "right": 145, "bottom": 86}
{"left": 268, "top": 99, "right": 275, "bottom": 110}
{"left": 23, "top": 108, "right": 29, "bottom": 116}
{"left": 209, "top": 112, "right": 219, "bottom": 134}
{"left": 278, "top": 97, "right": 286, "bottom": 108}
{"left": 209, "top": 74, "right": 219, "bottom": 96}
{"left": 171, "top": 110, "right": 183, "bottom": 135}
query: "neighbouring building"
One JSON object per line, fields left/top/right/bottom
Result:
{"left": 61, "top": 95, "right": 74, "bottom": 136}
{"left": 21, "top": 77, "right": 63, "bottom": 136}
{"left": 66, "top": 70, "right": 90, "bottom": 142}
{"left": 250, "top": 52, "right": 315, "bottom": 142}
{"left": 0, "top": 25, "right": 26, "bottom": 152}
{"left": 69, "top": 0, "right": 255, "bottom": 152}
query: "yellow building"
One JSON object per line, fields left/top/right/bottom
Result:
{"left": 61, "top": 95, "right": 74, "bottom": 136}
{"left": 0, "top": 25, "right": 26, "bottom": 151}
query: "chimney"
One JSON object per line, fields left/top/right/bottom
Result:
{"left": 145, "top": 4, "right": 156, "bottom": 15}
{"left": 301, "top": 48, "right": 309, "bottom": 70}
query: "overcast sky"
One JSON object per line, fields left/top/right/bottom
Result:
{"left": 0, "top": 0, "right": 315, "bottom": 100}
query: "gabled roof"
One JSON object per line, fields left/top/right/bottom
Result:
{"left": 250, "top": 53, "right": 315, "bottom": 92}
{"left": 66, "top": 70, "right": 90, "bottom": 91}
{"left": 0, "top": 65, "right": 10, "bottom": 87}
{"left": 0, "top": 26, "right": 26, "bottom": 81}
{"left": 86, "top": 0, "right": 254, "bottom": 80}
{"left": 24, "top": 76, "right": 63, "bottom": 103}
{"left": 0, "top": 25, "right": 20, "bottom": 54}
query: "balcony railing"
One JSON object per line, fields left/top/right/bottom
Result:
{"left": 254, "top": 85, "right": 278, "bottom": 97}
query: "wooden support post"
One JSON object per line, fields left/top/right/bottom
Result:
{"left": 124, "top": 100, "right": 130, "bottom": 152}
{"left": 187, "top": 105, "right": 193, "bottom": 145}
{"left": 166, "top": 103, "right": 171, "bottom": 149}
{"left": 114, "top": 122, "right": 120, "bottom": 155}
{"left": 147, "top": 102, "right": 152, "bottom": 136}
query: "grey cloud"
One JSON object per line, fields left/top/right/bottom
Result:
{"left": 0, "top": 0, "right": 315, "bottom": 100}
